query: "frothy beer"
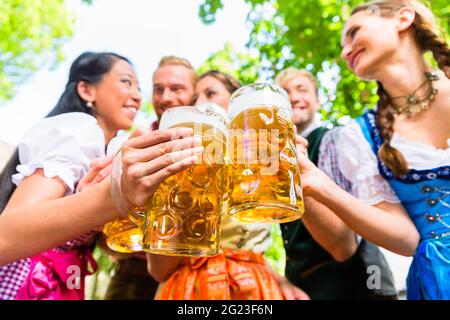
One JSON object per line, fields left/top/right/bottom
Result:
{"left": 103, "top": 134, "right": 143, "bottom": 253}
{"left": 142, "top": 104, "right": 227, "bottom": 256}
{"left": 227, "top": 83, "right": 304, "bottom": 223}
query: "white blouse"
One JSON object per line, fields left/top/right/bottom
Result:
{"left": 220, "top": 213, "right": 272, "bottom": 252}
{"left": 338, "top": 121, "right": 450, "bottom": 205}
{"left": 12, "top": 112, "right": 105, "bottom": 195}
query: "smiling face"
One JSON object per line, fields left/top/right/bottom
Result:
{"left": 86, "top": 59, "right": 141, "bottom": 132}
{"left": 152, "top": 65, "right": 195, "bottom": 119}
{"left": 341, "top": 11, "right": 402, "bottom": 80}
{"left": 282, "top": 75, "right": 320, "bottom": 129}
{"left": 193, "top": 76, "right": 232, "bottom": 109}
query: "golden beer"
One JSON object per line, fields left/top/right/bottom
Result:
{"left": 143, "top": 104, "right": 227, "bottom": 256}
{"left": 227, "top": 83, "right": 304, "bottom": 223}
{"left": 102, "top": 218, "right": 143, "bottom": 253}
{"left": 103, "top": 134, "right": 143, "bottom": 253}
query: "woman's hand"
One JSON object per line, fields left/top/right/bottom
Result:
{"left": 296, "top": 146, "right": 336, "bottom": 199}
{"left": 76, "top": 156, "right": 113, "bottom": 193}
{"left": 119, "top": 128, "right": 203, "bottom": 211}
{"left": 278, "top": 277, "right": 310, "bottom": 300}
{"left": 76, "top": 156, "right": 114, "bottom": 231}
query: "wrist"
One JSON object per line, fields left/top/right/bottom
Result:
{"left": 109, "top": 150, "right": 146, "bottom": 222}
{"left": 308, "top": 173, "right": 338, "bottom": 203}
{"left": 96, "top": 178, "right": 119, "bottom": 221}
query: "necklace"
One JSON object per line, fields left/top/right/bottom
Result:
{"left": 390, "top": 71, "right": 439, "bottom": 116}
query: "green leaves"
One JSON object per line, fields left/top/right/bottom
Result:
{"left": 198, "top": 42, "right": 260, "bottom": 84}
{"left": 198, "top": 0, "right": 225, "bottom": 25}
{"left": 198, "top": 0, "right": 449, "bottom": 122}
{"left": 0, "top": 0, "right": 92, "bottom": 104}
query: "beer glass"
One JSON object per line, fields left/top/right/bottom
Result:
{"left": 102, "top": 218, "right": 143, "bottom": 253}
{"left": 142, "top": 104, "right": 227, "bottom": 256}
{"left": 227, "top": 83, "right": 304, "bottom": 223}
{"left": 103, "top": 134, "right": 143, "bottom": 253}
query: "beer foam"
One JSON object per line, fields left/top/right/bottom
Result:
{"left": 159, "top": 105, "right": 227, "bottom": 135}
{"left": 229, "top": 84, "right": 292, "bottom": 120}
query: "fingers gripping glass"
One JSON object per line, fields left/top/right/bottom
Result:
{"left": 105, "top": 148, "right": 144, "bottom": 252}
{"left": 227, "top": 83, "right": 304, "bottom": 223}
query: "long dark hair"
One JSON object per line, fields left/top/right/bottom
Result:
{"left": 0, "top": 52, "right": 131, "bottom": 213}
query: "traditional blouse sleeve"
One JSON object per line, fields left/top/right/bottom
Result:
{"left": 318, "top": 127, "right": 353, "bottom": 193}
{"left": 12, "top": 112, "right": 105, "bottom": 195}
{"left": 337, "top": 121, "right": 400, "bottom": 205}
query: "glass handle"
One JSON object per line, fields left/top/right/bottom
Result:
{"left": 110, "top": 150, "right": 145, "bottom": 225}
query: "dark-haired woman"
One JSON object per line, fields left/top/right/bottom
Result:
{"left": 0, "top": 52, "right": 202, "bottom": 299}
{"left": 297, "top": 0, "right": 449, "bottom": 299}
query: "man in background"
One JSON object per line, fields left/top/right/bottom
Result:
{"left": 104, "top": 56, "right": 197, "bottom": 300}
{"left": 276, "top": 67, "right": 397, "bottom": 299}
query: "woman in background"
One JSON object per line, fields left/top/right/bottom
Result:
{"left": 147, "top": 70, "right": 310, "bottom": 300}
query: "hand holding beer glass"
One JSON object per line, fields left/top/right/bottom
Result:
{"left": 103, "top": 135, "right": 143, "bottom": 253}
{"left": 227, "top": 83, "right": 304, "bottom": 223}
{"left": 142, "top": 104, "right": 227, "bottom": 256}
{"left": 106, "top": 127, "right": 202, "bottom": 254}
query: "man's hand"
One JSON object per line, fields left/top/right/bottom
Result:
{"left": 279, "top": 277, "right": 310, "bottom": 300}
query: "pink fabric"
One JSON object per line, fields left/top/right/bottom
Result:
{"left": 0, "top": 231, "right": 98, "bottom": 300}
{"left": 0, "top": 259, "right": 30, "bottom": 300}
{"left": 15, "top": 248, "right": 97, "bottom": 300}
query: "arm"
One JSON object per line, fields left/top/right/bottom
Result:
{"left": 0, "top": 172, "right": 117, "bottom": 265}
{"left": 297, "top": 153, "right": 420, "bottom": 256}
{"left": 301, "top": 197, "right": 357, "bottom": 262}
{"left": 146, "top": 253, "right": 182, "bottom": 283}
{"left": 0, "top": 128, "right": 203, "bottom": 265}
{"left": 294, "top": 133, "right": 357, "bottom": 261}
{"left": 78, "top": 155, "right": 137, "bottom": 259}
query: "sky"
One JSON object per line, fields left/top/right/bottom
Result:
{"left": 0, "top": 0, "right": 251, "bottom": 145}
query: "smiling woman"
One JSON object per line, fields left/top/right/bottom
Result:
{"left": 298, "top": 0, "right": 450, "bottom": 301}
{"left": 74, "top": 58, "right": 142, "bottom": 143}
{"left": 0, "top": 50, "right": 203, "bottom": 300}
{"left": 0, "top": 52, "right": 143, "bottom": 300}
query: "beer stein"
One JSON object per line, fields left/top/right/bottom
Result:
{"left": 227, "top": 83, "right": 304, "bottom": 223}
{"left": 102, "top": 218, "right": 143, "bottom": 253}
{"left": 103, "top": 134, "right": 143, "bottom": 253}
{"left": 143, "top": 104, "right": 227, "bottom": 256}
